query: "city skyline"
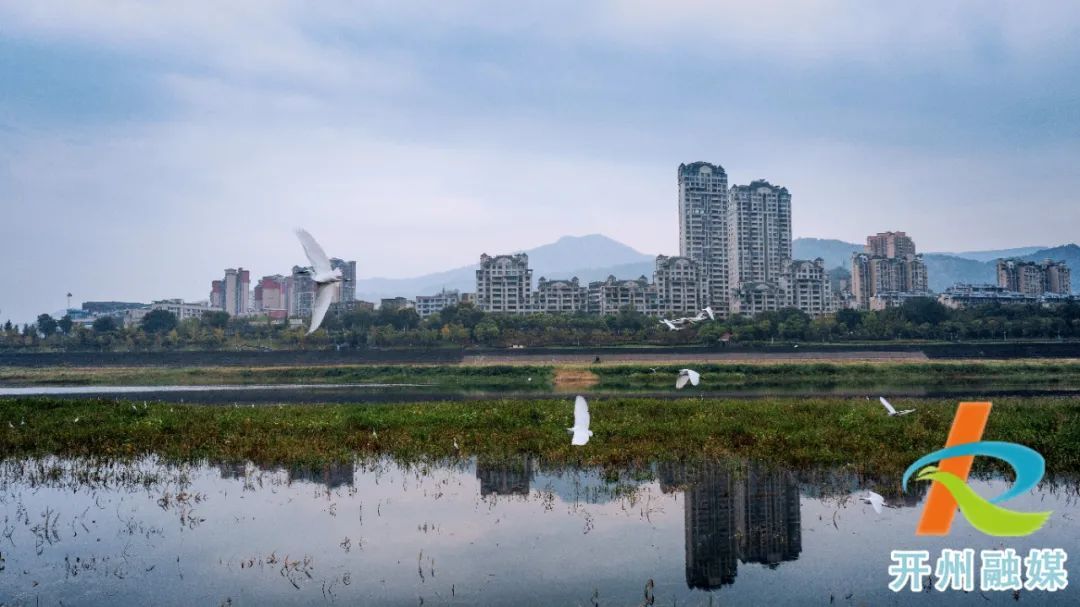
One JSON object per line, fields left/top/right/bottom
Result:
{"left": 3, "top": 2, "right": 1080, "bottom": 323}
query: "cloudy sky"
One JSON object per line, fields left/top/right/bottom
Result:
{"left": 2, "top": 1, "right": 1079, "bottom": 322}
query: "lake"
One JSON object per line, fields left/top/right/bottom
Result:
{"left": 2, "top": 456, "right": 1077, "bottom": 605}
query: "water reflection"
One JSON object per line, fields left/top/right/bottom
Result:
{"left": 1, "top": 456, "right": 1077, "bottom": 606}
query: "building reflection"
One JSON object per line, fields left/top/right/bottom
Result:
{"left": 659, "top": 461, "right": 802, "bottom": 590}
{"left": 476, "top": 457, "right": 534, "bottom": 497}
{"left": 216, "top": 461, "right": 355, "bottom": 490}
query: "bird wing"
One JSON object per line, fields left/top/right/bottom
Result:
{"left": 879, "top": 397, "right": 897, "bottom": 415}
{"left": 868, "top": 491, "right": 885, "bottom": 514}
{"left": 574, "top": 396, "right": 590, "bottom": 430}
{"left": 307, "top": 283, "right": 336, "bottom": 334}
{"left": 661, "top": 320, "right": 676, "bottom": 330}
{"left": 898, "top": 409, "right": 916, "bottom": 416}
{"left": 686, "top": 369, "right": 701, "bottom": 386}
{"left": 295, "top": 229, "right": 332, "bottom": 275}
{"left": 675, "top": 373, "right": 690, "bottom": 389}
{"left": 704, "top": 307, "right": 715, "bottom": 321}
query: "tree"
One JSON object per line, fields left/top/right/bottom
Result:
{"left": 93, "top": 316, "right": 119, "bottom": 333}
{"left": 835, "top": 308, "right": 862, "bottom": 331}
{"left": 58, "top": 315, "right": 74, "bottom": 335}
{"left": 36, "top": 314, "right": 58, "bottom": 336}
{"left": 201, "top": 311, "right": 230, "bottom": 330}
{"left": 141, "top": 309, "right": 178, "bottom": 334}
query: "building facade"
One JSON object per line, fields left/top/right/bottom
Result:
{"left": 784, "top": 258, "right": 834, "bottom": 318}
{"left": 866, "top": 231, "right": 916, "bottom": 259}
{"left": 330, "top": 258, "right": 357, "bottom": 302}
{"left": 727, "top": 180, "right": 793, "bottom": 315}
{"left": 289, "top": 265, "right": 315, "bottom": 319}
{"left": 678, "top": 162, "right": 730, "bottom": 315}
{"left": 534, "top": 278, "right": 588, "bottom": 314}
{"left": 476, "top": 253, "right": 533, "bottom": 314}
{"left": 254, "top": 275, "right": 289, "bottom": 319}
{"left": 212, "top": 268, "right": 250, "bottom": 317}
{"left": 587, "top": 275, "right": 660, "bottom": 316}
{"left": 997, "top": 259, "right": 1072, "bottom": 296}
{"left": 414, "top": 289, "right": 462, "bottom": 318}
{"left": 654, "top": 255, "right": 706, "bottom": 316}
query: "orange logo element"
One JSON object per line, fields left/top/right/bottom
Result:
{"left": 915, "top": 402, "right": 993, "bottom": 536}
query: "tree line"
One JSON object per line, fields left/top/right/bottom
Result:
{"left": 3, "top": 297, "right": 1080, "bottom": 350}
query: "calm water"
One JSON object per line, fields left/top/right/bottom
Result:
{"left": 1, "top": 457, "right": 1078, "bottom": 605}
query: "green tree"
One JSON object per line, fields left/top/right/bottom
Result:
{"left": 58, "top": 314, "right": 74, "bottom": 335}
{"left": 201, "top": 311, "right": 230, "bottom": 330}
{"left": 92, "top": 316, "right": 119, "bottom": 333}
{"left": 141, "top": 309, "right": 178, "bottom": 334}
{"left": 36, "top": 314, "right": 58, "bottom": 336}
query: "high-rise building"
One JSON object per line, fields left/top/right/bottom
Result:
{"left": 866, "top": 231, "right": 916, "bottom": 259}
{"left": 330, "top": 258, "right": 357, "bottom": 302}
{"left": 784, "top": 258, "right": 834, "bottom": 318}
{"left": 476, "top": 253, "right": 533, "bottom": 314}
{"left": 997, "top": 259, "right": 1071, "bottom": 296}
{"left": 654, "top": 255, "right": 706, "bottom": 316}
{"left": 678, "top": 162, "right": 728, "bottom": 315}
{"left": 534, "top": 278, "right": 588, "bottom": 313}
{"left": 850, "top": 232, "right": 930, "bottom": 309}
{"left": 289, "top": 265, "right": 315, "bottom": 319}
{"left": 214, "top": 268, "right": 250, "bottom": 316}
{"left": 727, "top": 180, "right": 792, "bottom": 315}
{"left": 254, "top": 275, "right": 289, "bottom": 320}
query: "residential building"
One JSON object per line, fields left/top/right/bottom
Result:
{"left": 938, "top": 284, "right": 1038, "bottom": 309}
{"left": 866, "top": 231, "right": 916, "bottom": 259}
{"left": 150, "top": 299, "right": 211, "bottom": 322}
{"left": 475, "top": 253, "right": 533, "bottom": 314}
{"left": 849, "top": 231, "right": 930, "bottom": 310}
{"left": 534, "top": 278, "right": 588, "bottom": 313}
{"left": 784, "top": 258, "right": 834, "bottom": 318}
{"left": 654, "top": 255, "right": 706, "bottom": 316}
{"left": 289, "top": 266, "right": 315, "bottom": 319}
{"left": 380, "top": 297, "right": 415, "bottom": 311}
{"left": 213, "top": 268, "right": 250, "bottom": 317}
{"left": 678, "top": 162, "right": 730, "bottom": 315}
{"left": 330, "top": 258, "right": 357, "bottom": 302}
{"left": 727, "top": 180, "right": 793, "bottom": 315}
{"left": 997, "top": 259, "right": 1072, "bottom": 296}
{"left": 415, "top": 289, "right": 462, "bottom": 318}
{"left": 254, "top": 275, "right": 289, "bottom": 320}
{"left": 587, "top": 275, "right": 660, "bottom": 316}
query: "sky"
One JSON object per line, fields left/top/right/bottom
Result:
{"left": 2, "top": 1, "right": 1080, "bottom": 323}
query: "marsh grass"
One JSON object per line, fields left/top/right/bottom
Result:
{"left": 3, "top": 396, "right": 1079, "bottom": 479}
{"left": 593, "top": 361, "right": 1080, "bottom": 390}
{"left": 0, "top": 364, "right": 552, "bottom": 390}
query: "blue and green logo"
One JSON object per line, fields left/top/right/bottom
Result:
{"left": 902, "top": 402, "right": 1051, "bottom": 537}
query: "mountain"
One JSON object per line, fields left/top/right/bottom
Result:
{"left": 935, "top": 246, "right": 1048, "bottom": 262}
{"left": 922, "top": 254, "right": 996, "bottom": 292}
{"left": 354, "top": 234, "right": 655, "bottom": 303}
{"left": 792, "top": 238, "right": 862, "bottom": 269}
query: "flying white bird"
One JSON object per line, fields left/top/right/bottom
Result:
{"left": 568, "top": 396, "right": 593, "bottom": 446}
{"left": 676, "top": 368, "right": 701, "bottom": 390}
{"left": 660, "top": 319, "right": 683, "bottom": 331}
{"left": 702, "top": 306, "right": 715, "bottom": 321}
{"left": 879, "top": 397, "right": 916, "bottom": 417}
{"left": 7, "top": 421, "right": 13, "bottom": 429}
{"left": 295, "top": 229, "right": 345, "bottom": 335}
{"left": 860, "top": 491, "right": 886, "bottom": 514}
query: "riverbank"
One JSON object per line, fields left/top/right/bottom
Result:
{"left": 3, "top": 396, "right": 1079, "bottom": 478}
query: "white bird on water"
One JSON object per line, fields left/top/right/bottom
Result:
{"left": 295, "top": 229, "right": 345, "bottom": 335}
{"left": 879, "top": 397, "right": 916, "bottom": 417}
{"left": 676, "top": 368, "right": 701, "bottom": 390}
{"left": 860, "top": 491, "right": 887, "bottom": 514}
{"left": 568, "top": 396, "right": 593, "bottom": 446}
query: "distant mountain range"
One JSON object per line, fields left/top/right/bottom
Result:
{"left": 355, "top": 234, "right": 1079, "bottom": 302}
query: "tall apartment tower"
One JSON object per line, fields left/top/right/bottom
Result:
{"left": 678, "top": 162, "right": 728, "bottom": 315}
{"left": 330, "top": 258, "right": 357, "bottom": 302}
{"left": 219, "top": 268, "right": 250, "bottom": 316}
{"left": 475, "top": 253, "right": 533, "bottom": 313}
{"left": 727, "top": 180, "right": 792, "bottom": 315}
{"left": 866, "top": 231, "right": 916, "bottom": 259}
{"left": 997, "top": 259, "right": 1072, "bottom": 296}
